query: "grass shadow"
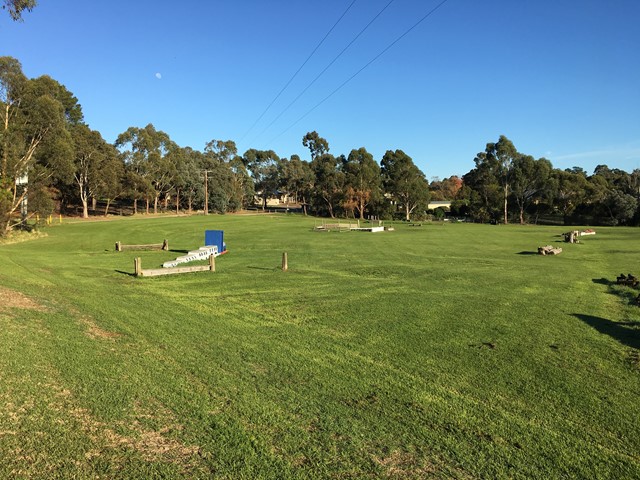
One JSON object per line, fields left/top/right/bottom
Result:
{"left": 573, "top": 313, "right": 640, "bottom": 350}
{"left": 169, "top": 249, "right": 189, "bottom": 254}
{"left": 592, "top": 277, "right": 613, "bottom": 286}
{"left": 516, "top": 251, "right": 538, "bottom": 256}
{"left": 115, "top": 270, "right": 136, "bottom": 277}
{"left": 247, "top": 266, "right": 278, "bottom": 271}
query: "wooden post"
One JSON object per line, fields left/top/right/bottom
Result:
{"left": 282, "top": 252, "right": 288, "bottom": 272}
{"left": 209, "top": 254, "right": 216, "bottom": 272}
{"left": 134, "top": 257, "right": 142, "bottom": 276}
{"left": 162, "top": 239, "right": 169, "bottom": 251}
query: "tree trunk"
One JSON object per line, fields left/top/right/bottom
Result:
{"left": 176, "top": 191, "right": 180, "bottom": 215}
{"left": 503, "top": 185, "right": 508, "bottom": 224}
{"left": 91, "top": 196, "right": 97, "bottom": 212}
{"left": 82, "top": 199, "right": 89, "bottom": 219}
{"left": 133, "top": 198, "right": 138, "bottom": 215}
{"left": 154, "top": 195, "right": 159, "bottom": 214}
{"left": 145, "top": 198, "right": 150, "bottom": 214}
{"left": 104, "top": 199, "right": 111, "bottom": 216}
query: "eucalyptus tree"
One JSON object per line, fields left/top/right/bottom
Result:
{"left": 342, "top": 147, "right": 381, "bottom": 219}
{"left": 302, "top": 131, "right": 329, "bottom": 160}
{"left": 227, "top": 155, "right": 254, "bottom": 212}
{"left": 70, "top": 124, "right": 107, "bottom": 218}
{"left": 463, "top": 149, "right": 501, "bottom": 222}
{"left": 93, "top": 144, "right": 124, "bottom": 216}
{"left": 2, "top": 0, "right": 36, "bottom": 21}
{"left": 482, "top": 135, "right": 518, "bottom": 224}
{"left": 203, "top": 139, "right": 238, "bottom": 212}
{"left": 171, "top": 147, "right": 201, "bottom": 214}
{"left": 243, "top": 148, "right": 280, "bottom": 210}
{"left": 115, "top": 124, "right": 176, "bottom": 214}
{"left": 601, "top": 190, "right": 637, "bottom": 225}
{"left": 510, "top": 155, "right": 553, "bottom": 224}
{"left": 310, "top": 153, "right": 343, "bottom": 218}
{"left": 381, "top": 149, "right": 429, "bottom": 221}
{"left": 279, "top": 154, "right": 314, "bottom": 213}
{"left": 0, "top": 56, "right": 74, "bottom": 233}
{"left": 551, "top": 168, "right": 589, "bottom": 222}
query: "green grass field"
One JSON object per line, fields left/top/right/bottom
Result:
{"left": 1, "top": 214, "right": 638, "bottom": 479}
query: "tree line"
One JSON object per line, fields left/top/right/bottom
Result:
{"left": 1, "top": 56, "right": 638, "bottom": 235}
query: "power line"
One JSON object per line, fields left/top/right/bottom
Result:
{"left": 268, "top": 0, "right": 452, "bottom": 144}
{"left": 239, "top": 0, "right": 358, "bottom": 142}
{"left": 252, "top": 0, "right": 396, "bottom": 145}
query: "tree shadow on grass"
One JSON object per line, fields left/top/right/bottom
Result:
{"left": 592, "top": 278, "right": 639, "bottom": 305}
{"left": 573, "top": 313, "right": 640, "bottom": 350}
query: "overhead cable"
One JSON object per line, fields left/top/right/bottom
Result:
{"left": 268, "top": 0, "right": 452, "bottom": 144}
{"left": 253, "top": 0, "right": 396, "bottom": 145}
{"left": 239, "top": 0, "right": 358, "bottom": 142}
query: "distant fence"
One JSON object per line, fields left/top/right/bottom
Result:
{"left": 134, "top": 255, "right": 215, "bottom": 277}
{"left": 116, "top": 239, "right": 168, "bottom": 252}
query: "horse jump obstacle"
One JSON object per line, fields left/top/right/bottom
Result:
{"left": 116, "top": 239, "right": 168, "bottom": 252}
{"left": 538, "top": 245, "right": 562, "bottom": 255}
{"left": 134, "top": 255, "right": 216, "bottom": 277}
{"left": 314, "top": 220, "right": 385, "bottom": 232}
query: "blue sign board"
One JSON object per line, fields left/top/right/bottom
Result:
{"left": 204, "top": 230, "right": 226, "bottom": 253}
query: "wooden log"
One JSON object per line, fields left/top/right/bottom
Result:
{"left": 538, "top": 245, "right": 562, "bottom": 255}
{"left": 118, "top": 241, "right": 167, "bottom": 251}
{"left": 135, "top": 254, "right": 217, "bottom": 277}
{"left": 139, "top": 265, "right": 212, "bottom": 277}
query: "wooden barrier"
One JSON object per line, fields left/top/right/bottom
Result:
{"left": 116, "top": 239, "right": 168, "bottom": 252}
{"left": 134, "top": 255, "right": 215, "bottom": 277}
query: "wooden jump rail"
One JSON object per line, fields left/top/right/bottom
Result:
{"left": 134, "top": 255, "right": 216, "bottom": 277}
{"left": 116, "top": 239, "right": 169, "bottom": 252}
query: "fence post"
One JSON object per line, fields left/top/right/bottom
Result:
{"left": 116, "top": 241, "right": 122, "bottom": 252}
{"left": 162, "top": 239, "right": 169, "bottom": 251}
{"left": 282, "top": 252, "right": 288, "bottom": 272}
{"left": 209, "top": 254, "right": 216, "bottom": 272}
{"left": 134, "top": 257, "right": 142, "bottom": 276}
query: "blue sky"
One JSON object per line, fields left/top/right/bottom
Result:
{"left": 2, "top": 0, "right": 639, "bottom": 180}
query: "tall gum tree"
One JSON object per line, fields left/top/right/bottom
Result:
{"left": 381, "top": 149, "right": 429, "bottom": 221}
{"left": 342, "top": 147, "right": 381, "bottom": 219}
{"left": 0, "top": 57, "right": 71, "bottom": 233}
{"left": 484, "top": 135, "right": 517, "bottom": 224}
{"left": 115, "top": 124, "right": 176, "bottom": 214}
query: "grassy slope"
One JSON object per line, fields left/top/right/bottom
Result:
{"left": 0, "top": 215, "right": 638, "bottom": 479}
